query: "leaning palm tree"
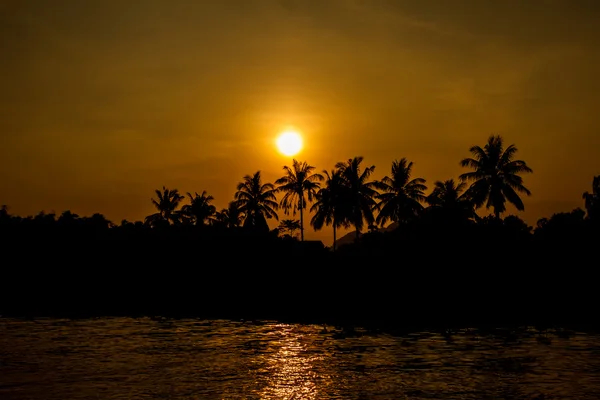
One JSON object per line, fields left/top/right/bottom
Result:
{"left": 582, "top": 175, "right": 600, "bottom": 221}
{"left": 275, "top": 159, "right": 323, "bottom": 241}
{"left": 310, "top": 169, "right": 351, "bottom": 250}
{"left": 234, "top": 171, "right": 279, "bottom": 232}
{"left": 459, "top": 135, "right": 533, "bottom": 219}
{"left": 426, "top": 179, "right": 477, "bottom": 222}
{"left": 145, "top": 186, "right": 185, "bottom": 227}
{"left": 374, "top": 158, "right": 427, "bottom": 227}
{"left": 335, "top": 156, "right": 378, "bottom": 241}
{"left": 181, "top": 190, "right": 217, "bottom": 226}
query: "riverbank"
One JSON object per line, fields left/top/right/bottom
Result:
{"left": 1, "top": 230, "right": 597, "bottom": 331}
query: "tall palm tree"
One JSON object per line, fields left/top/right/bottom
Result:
{"left": 336, "top": 156, "right": 378, "bottom": 241}
{"left": 310, "top": 169, "right": 351, "bottom": 251}
{"left": 583, "top": 175, "right": 600, "bottom": 221}
{"left": 275, "top": 159, "right": 323, "bottom": 241}
{"left": 181, "top": 191, "right": 216, "bottom": 226}
{"left": 374, "top": 158, "right": 427, "bottom": 226}
{"left": 426, "top": 179, "right": 477, "bottom": 222}
{"left": 234, "top": 171, "right": 279, "bottom": 232}
{"left": 214, "top": 201, "right": 245, "bottom": 229}
{"left": 145, "top": 186, "right": 184, "bottom": 227}
{"left": 459, "top": 135, "right": 533, "bottom": 218}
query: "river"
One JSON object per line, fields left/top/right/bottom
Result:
{"left": 1, "top": 318, "right": 599, "bottom": 399}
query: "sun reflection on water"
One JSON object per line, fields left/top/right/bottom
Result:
{"left": 257, "top": 324, "right": 323, "bottom": 400}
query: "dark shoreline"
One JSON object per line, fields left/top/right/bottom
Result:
{"left": 2, "top": 222, "right": 598, "bottom": 334}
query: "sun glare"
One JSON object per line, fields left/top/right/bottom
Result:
{"left": 276, "top": 130, "right": 303, "bottom": 156}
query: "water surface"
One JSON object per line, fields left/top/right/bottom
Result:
{"left": 1, "top": 318, "right": 599, "bottom": 399}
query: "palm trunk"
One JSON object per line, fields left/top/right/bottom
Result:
{"left": 299, "top": 195, "right": 304, "bottom": 241}
{"left": 332, "top": 223, "right": 337, "bottom": 251}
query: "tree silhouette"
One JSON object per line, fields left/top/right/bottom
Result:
{"left": 83, "top": 213, "right": 113, "bottom": 230}
{"left": 278, "top": 219, "right": 301, "bottom": 239}
{"left": 145, "top": 186, "right": 184, "bottom": 227}
{"left": 459, "top": 135, "right": 533, "bottom": 218}
{"left": 214, "top": 201, "right": 245, "bottom": 229}
{"left": 0, "top": 205, "right": 9, "bottom": 220}
{"left": 583, "top": 175, "right": 600, "bottom": 221}
{"left": 426, "top": 179, "right": 477, "bottom": 222}
{"left": 310, "top": 169, "right": 351, "bottom": 251}
{"left": 57, "top": 210, "right": 81, "bottom": 230}
{"left": 275, "top": 159, "right": 323, "bottom": 241}
{"left": 234, "top": 171, "right": 279, "bottom": 232}
{"left": 336, "top": 156, "right": 378, "bottom": 241}
{"left": 181, "top": 191, "right": 217, "bottom": 226}
{"left": 374, "top": 158, "right": 427, "bottom": 226}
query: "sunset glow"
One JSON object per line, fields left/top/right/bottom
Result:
{"left": 276, "top": 130, "right": 303, "bottom": 157}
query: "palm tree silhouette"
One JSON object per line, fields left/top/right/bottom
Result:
{"left": 374, "top": 158, "right": 427, "bottom": 227}
{"left": 275, "top": 159, "right": 323, "bottom": 241}
{"left": 426, "top": 179, "right": 478, "bottom": 222}
{"left": 310, "top": 169, "right": 351, "bottom": 250}
{"left": 459, "top": 135, "right": 533, "bottom": 219}
{"left": 336, "top": 156, "right": 378, "bottom": 241}
{"left": 582, "top": 175, "right": 600, "bottom": 221}
{"left": 181, "top": 191, "right": 216, "bottom": 226}
{"left": 278, "top": 219, "right": 301, "bottom": 239}
{"left": 145, "top": 186, "right": 184, "bottom": 227}
{"left": 215, "top": 201, "right": 245, "bottom": 229}
{"left": 235, "top": 171, "right": 279, "bottom": 232}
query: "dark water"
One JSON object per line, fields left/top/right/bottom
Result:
{"left": 1, "top": 318, "right": 600, "bottom": 399}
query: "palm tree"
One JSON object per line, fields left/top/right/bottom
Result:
{"left": 374, "top": 158, "right": 427, "bottom": 226}
{"left": 311, "top": 169, "right": 350, "bottom": 251}
{"left": 278, "top": 219, "right": 301, "bottom": 239}
{"left": 215, "top": 201, "right": 246, "bottom": 228}
{"left": 145, "top": 186, "right": 184, "bottom": 227}
{"left": 582, "top": 175, "right": 600, "bottom": 221}
{"left": 459, "top": 135, "right": 533, "bottom": 218}
{"left": 275, "top": 159, "right": 323, "bottom": 241}
{"left": 181, "top": 191, "right": 216, "bottom": 226}
{"left": 426, "top": 179, "right": 477, "bottom": 222}
{"left": 234, "top": 171, "right": 279, "bottom": 232}
{"left": 214, "top": 201, "right": 245, "bottom": 229}
{"left": 336, "top": 156, "right": 378, "bottom": 241}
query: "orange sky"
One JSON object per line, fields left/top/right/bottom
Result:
{"left": 1, "top": 0, "right": 599, "bottom": 245}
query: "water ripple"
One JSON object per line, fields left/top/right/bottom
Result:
{"left": 1, "top": 318, "right": 599, "bottom": 399}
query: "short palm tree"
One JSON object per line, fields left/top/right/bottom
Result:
{"left": 426, "top": 179, "right": 477, "bottom": 222}
{"left": 214, "top": 201, "right": 245, "bottom": 229}
{"left": 374, "top": 158, "right": 427, "bottom": 226}
{"left": 583, "top": 175, "right": 600, "bottom": 221}
{"left": 275, "top": 159, "right": 323, "bottom": 241}
{"left": 145, "top": 186, "right": 184, "bottom": 227}
{"left": 234, "top": 171, "right": 279, "bottom": 232}
{"left": 336, "top": 156, "right": 378, "bottom": 241}
{"left": 311, "top": 169, "right": 351, "bottom": 250}
{"left": 459, "top": 135, "right": 533, "bottom": 218}
{"left": 278, "top": 219, "right": 301, "bottom": 239}
{"left": 181, "top": 191, "right": 216, "bottom": 226}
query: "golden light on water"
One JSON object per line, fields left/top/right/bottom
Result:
{"left": 258, "top": 324, "right": 321, "bottom": 399}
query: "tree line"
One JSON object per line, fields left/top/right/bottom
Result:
{"left": 1, "top": 135, "right": 599, "bottom": 325}
{"left": 1, "top": 134, "right": 598, "bottom": 251}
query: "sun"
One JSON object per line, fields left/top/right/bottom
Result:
{"left": 276, "top": 130, "right": 303, "bottom": 156}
